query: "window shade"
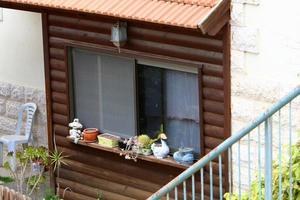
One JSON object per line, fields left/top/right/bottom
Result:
{"left": 72, "top": 49, "right": 136, "bottom": 138}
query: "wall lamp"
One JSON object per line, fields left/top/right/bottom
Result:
{"left": 111, "top": 21, "right": 127, "bottom": 52}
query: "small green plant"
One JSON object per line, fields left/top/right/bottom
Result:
{"left": 0, "top": 176, "right": 14, "bottom": 184}
{"left": 137, "top": 134, "right": 152, "bottom": 149}
{"left": 224, "top": 138, "right": 300, "bottom": 199}
{"left": 49, "top": 148, "right": 68, "bottom": 195}
{"left": 43, "top": 189, "right": 61, "bottom": 200}
{"left": 97, "top": 191, "right": 105, "bottom": 200}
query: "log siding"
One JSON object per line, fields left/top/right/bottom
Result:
{"left": 42, "top": 12, "right": 231, "bottom": 200}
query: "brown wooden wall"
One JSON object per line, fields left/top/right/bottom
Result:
{"left": 42, "top": 11, "right": 231, "bottom": 200}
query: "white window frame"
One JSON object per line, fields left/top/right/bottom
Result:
{"left": 137, "top": 58, "right": 198, "bottom": 74}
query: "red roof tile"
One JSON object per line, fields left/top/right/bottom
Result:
{"left": 0, "top": 0, "right": 229, "bottom": 33}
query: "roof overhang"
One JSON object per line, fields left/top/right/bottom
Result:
{"left": 0, "top": 0, "right": 230, "bottom": 36}
{"left": 198, "top": 0, "right": 230, "bottom": 35}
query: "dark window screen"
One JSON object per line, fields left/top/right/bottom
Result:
{"left": 137, "top": 64, "right": 200, "bottom": 153}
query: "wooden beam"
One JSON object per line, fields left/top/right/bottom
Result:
{"left": 198, "top": 0, "right": 230, "bottom": 35}
{"left": 208, "top": 11, "right": 231, "bottom": 36}
{"left": 222, "top": 23, "right": 232, "bottom": 192}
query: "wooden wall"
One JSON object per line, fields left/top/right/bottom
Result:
{"left": 42, "top": 11, "right": 230, "bottom": 200}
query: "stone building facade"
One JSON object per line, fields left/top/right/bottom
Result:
{"left": 231, "top": 0, "right": 300, "bottom": 191}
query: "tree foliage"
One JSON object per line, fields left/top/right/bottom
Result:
{"left": 4, "top": 146, "right": 67, "bottom": 197}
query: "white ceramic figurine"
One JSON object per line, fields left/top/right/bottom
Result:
{"left": 151, "top": 133, "right": 170, "bottom": 159}
{"left": 69, "top": 118, "right": 83, "bottom": 144}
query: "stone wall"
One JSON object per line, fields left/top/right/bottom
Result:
{"left": 231, "top": 0, "right": 300, "bottom": 192}
{"left": 0, "top": 81, "right": 47, "bottom": 148}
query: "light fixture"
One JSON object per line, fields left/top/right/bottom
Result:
{"left": 111, "top": 21, "right": 127, "bottom": 52}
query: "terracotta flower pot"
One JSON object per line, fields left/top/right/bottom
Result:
{"left": 83, "top": 128, "right": 99, "bottom": 142}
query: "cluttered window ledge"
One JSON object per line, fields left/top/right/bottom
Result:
{"left": 66, "top": 121, "right": 195, "bottom": 170}
{"left": 65, "top": 136, "right": 191, "bottom": 169}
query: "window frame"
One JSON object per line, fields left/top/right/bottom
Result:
{"left": 136, "top": 62, "right": 201, "bottom": 153}
{"left": 66, "top": 44, "right": 204, "bottom": 156}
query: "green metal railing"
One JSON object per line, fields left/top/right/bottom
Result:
{"left": 147, "top": 86, "right": 300, "bottom": 200}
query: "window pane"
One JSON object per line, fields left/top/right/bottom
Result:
{"left": 72, "top": 49, "right": 136, "bottom": 138}
{"left": 137, "top": 65, "right": 200, "bottom": 153}
{"left": 137, "top": 65, "right": 163, "bottom": 137}
{"left": 72, "top": 49, "right": 100, "bottom": 129}
{"left": 164, "top": 70, "right": 200, "bottom": 153}
{"left": 99, "top": 54, "right": 136, "bottom": 137}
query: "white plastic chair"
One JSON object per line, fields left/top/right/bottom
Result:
{"left": 0, "top": 103, "right": 37, "bottom": 171}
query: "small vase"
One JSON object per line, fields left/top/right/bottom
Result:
{"left": 141, "top": 148, "right": 152, "bottom": 156}
{"left": 173, "top": 147, "right": 194, "bottom": 165}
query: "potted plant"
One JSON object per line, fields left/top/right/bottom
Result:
{"left": 26, "top": 146, "right": 49, "bottom": 174}
{"left": 137, "top": 134, "right": 153, "bottom": 156}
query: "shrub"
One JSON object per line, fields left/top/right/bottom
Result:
{"left": 4, "top": 146, "right": 67, "bottom": 197}
{"left": 224, "top": 139, "right": 300, "bottom": 199}
{"left": 0, "top": 176, "right": 14, "bottom": 185}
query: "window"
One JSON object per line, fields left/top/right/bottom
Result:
{"left": 137, "top": 64, "right": 200, "bottom": 153}
{"left": 70, "top": 48, "right": 200, "bottom": 153}
{"left": 71, "top": 49, "right": 136, "bottom": 138}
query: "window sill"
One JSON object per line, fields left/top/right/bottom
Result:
{"left": 66, "top": 136, "right": 191, "bottom": 169}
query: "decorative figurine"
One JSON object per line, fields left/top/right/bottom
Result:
{"left": 69, "top": 118, "right": 83, "bottom": 144}
{"left": 151, "top": 133, "right": 170, "bottom": 159}
{"left": 173, "top": 147, "right": 194, "bottom": 165}
{"left": 119, "top": 136, "right": 139, "bottom": 161}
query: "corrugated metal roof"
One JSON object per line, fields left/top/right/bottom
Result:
{"left": 0, "top": 0, "right": 229, "bottom": 32}
{"left": 161, "top": 0, "right": 217, "bottom": 6}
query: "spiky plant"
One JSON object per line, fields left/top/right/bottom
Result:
{"left": 49, "top": 149, "right": 68, "bottom": 195}
{"left": 137, "top": 134, "right": 151, "bottom": 149}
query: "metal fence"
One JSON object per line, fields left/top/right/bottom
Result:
{"left": 147, "top": 86, "right": 300, "bottom": 200}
